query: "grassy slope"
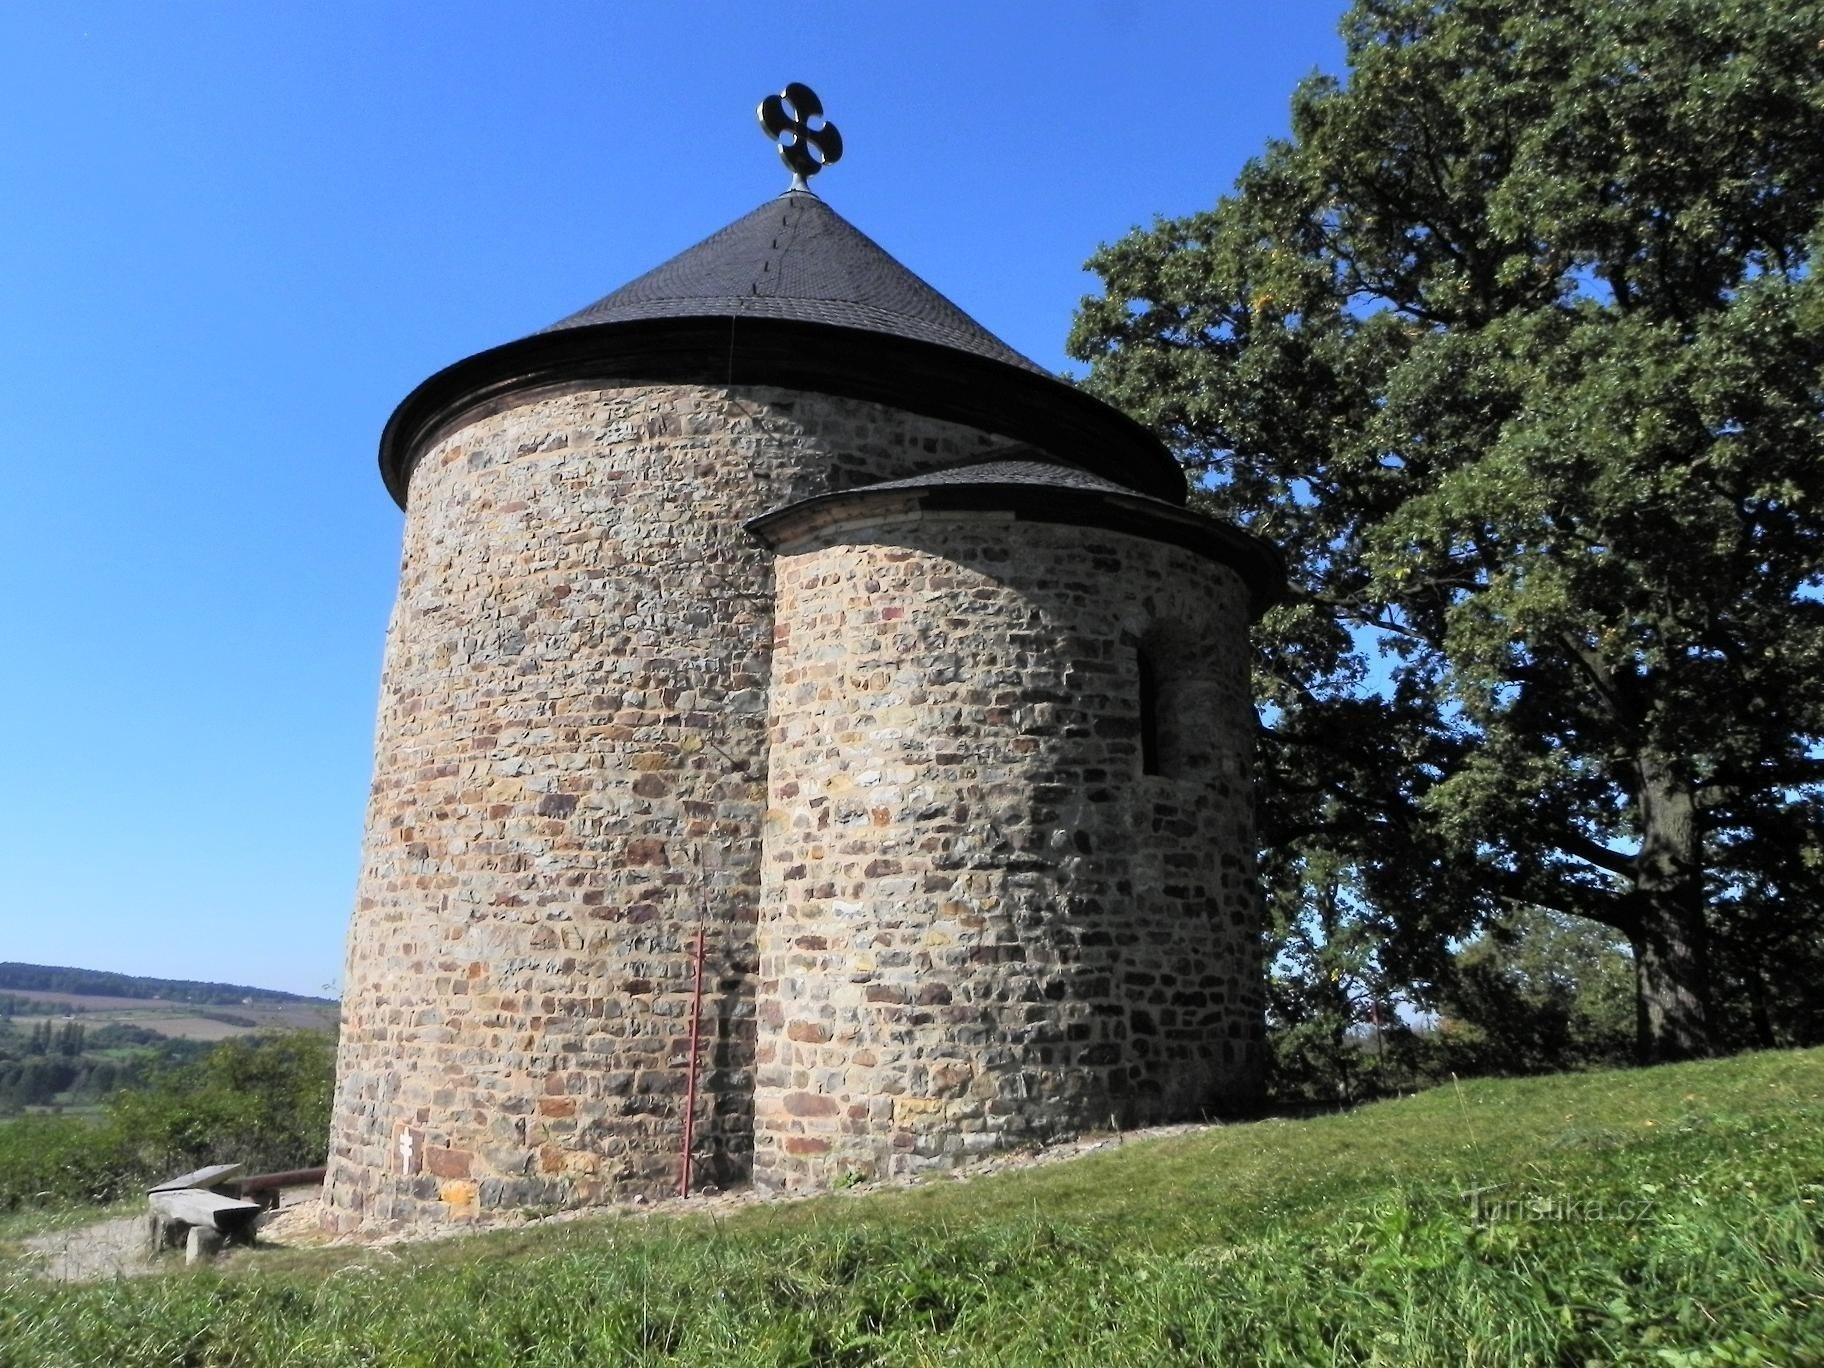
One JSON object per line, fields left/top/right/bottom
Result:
{"left": 4, "top": 1049, "right": 1822, "bottom": 1367}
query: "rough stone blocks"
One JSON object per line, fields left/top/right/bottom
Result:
{"left": 752, "top": 515, "right": 1262, "bottom": 1190}
{"left": 326, "top": 380, "right": 1264, "bottom": 1231}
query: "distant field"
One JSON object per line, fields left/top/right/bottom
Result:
{"left": 98, "top": 1014, "right": 248, "bottom": 1042}
{"left": 6, "top": 991, "right": 337, "bottom": 1041}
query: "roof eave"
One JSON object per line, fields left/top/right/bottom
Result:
{"left": 745, "top": 481, "right": 1285, "bottom": 620}
{"left": 378, "top": 316, "right": 1188, "bottom": 509}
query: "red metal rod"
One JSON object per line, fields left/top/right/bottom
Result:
{"left": 679, "top": 922, "right": 706, "bottom": 1198}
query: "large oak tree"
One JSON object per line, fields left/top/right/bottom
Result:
{"left": 1070, "top": 0, "right": 1824, "bottom": 1061}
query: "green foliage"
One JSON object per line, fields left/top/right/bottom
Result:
{"left": 52, "top": 1022, "right": 84, "bottom": 1058}
{"left": 1432, "top": 909, "right": 1637, "bottom": 1074}
{"left": 0, "top": 1057, "right": 81, "bottom": 1112}
{"left": 81, "top": 1024, "right": 163, "bottom": 1052}
{"left": 1263, "top": 847, "right": 1404, "bottom": 1103}
{"left": 0, "top": 1018, "right": 217, "bottom": 1114}
{"left": 1265, "top": 902, "right": 1637, "bottom": 1100}
{"left": 103, "top": 1030, "right": 336, "bottom": 1183}
{"left": 5, "top": 1049, "right": 1822, "bottom": 1364}
{"left": 0, "top": 996, "right": 84, "bottom": 1019}
{"left": 0, "top": 1031, "right": 334, "bottom": 1210}
{"left": 1070, "top": 0, "right": 1824, "bottom": 1062}
{"left": 0, "top": 1116, "right": 142, "bottom": 1215}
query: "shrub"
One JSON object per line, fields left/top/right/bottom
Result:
{"left": 0, "top": 1029, "right": 334, "bottom": 1210}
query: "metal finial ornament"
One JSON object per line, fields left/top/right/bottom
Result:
{"left": 758, "top": 82, "right": 843, "bottom": 190}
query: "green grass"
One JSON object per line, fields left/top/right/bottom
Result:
{"left": 4, "top": 1049, "right": 1822, "bottom": 1366}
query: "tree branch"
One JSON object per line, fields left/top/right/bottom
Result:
{"left": 1557, "top": 631, "right": 1630, "bottom": 723}
{"left": 1484, "top": 863, "right": 1639, "bottom": 937}
{"left": 1549, "top": 830, "right": 1638, "bottom": 879}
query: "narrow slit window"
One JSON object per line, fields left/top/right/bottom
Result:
{"left": 1138, "top": 648, "right": 1161, "bottom": 776}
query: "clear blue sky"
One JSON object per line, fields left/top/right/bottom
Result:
{"left": 0, "top": 3, "right": 1348, "bottom": 996}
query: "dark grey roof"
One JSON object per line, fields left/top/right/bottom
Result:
{"left": 859, "top": 457, "right": 1142, "bottom": 497}
{"left": 745, "top": 457, "right": 1285, "bottom": 619}
{"left": 541, "top": 190, "right": 1048, "bottom": 375}
{"left": 379, "top": 190, "right": 1191, "bottom": 510}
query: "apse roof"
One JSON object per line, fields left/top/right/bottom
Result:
{"left": 543, "top": 190, "right": 1048, "bottom": 376}
{"left": 857, "top": 456, "right": 1138, "bottom": 496}
{"left": 746, "top": 457, "right": 1285, "bottom": 619}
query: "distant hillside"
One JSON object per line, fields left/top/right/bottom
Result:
{"left": 0, "top": 963, "right": 333, "bottom": 1008}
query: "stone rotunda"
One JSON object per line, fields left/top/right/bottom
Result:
{"left": 326, "top": 88, "right": 1282, "bottom": 1231}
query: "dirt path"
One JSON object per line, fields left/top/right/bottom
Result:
{"left": 21, "top": 1215, "right": 152, "bottom": 1282}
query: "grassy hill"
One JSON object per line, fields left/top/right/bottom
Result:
{"left": 4, "top": 1049, "right": 1822, "bottom": 1365}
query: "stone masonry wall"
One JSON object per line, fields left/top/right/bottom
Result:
{"left": 327, "top": 382, "right": 1016, "bottom": 1231}
{"left": 753, "top": 511, "right": 1262, "bottom": 1191}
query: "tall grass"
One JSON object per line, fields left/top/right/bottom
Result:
{"left": 3, "top": 1048, "right": 1821, "bottom": 1365}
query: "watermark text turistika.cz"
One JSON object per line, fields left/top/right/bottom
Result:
{"left": 1464, "top": 1187, "right": 1658, "bottom": 1223}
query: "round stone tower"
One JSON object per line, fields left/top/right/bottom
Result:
{"left": 747, "top": 461, "right": 1277, "bottom": 1188}
{"left": 327, "top": 101, "right": 1280, "bottom": 1230}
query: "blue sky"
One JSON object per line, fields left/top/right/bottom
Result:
{"left": 0, "top": 3, "right": 1349, "bottom": 996}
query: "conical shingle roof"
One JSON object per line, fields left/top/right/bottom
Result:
{"left": 542, "top": 190, "right": 1047, "bottom": 375}
{"left": 377, "top": 189, "right": 1188, "bottom": 508}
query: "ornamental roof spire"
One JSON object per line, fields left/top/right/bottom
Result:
{"left": 758, "top": 82, "right": 843, "bottom": 192}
